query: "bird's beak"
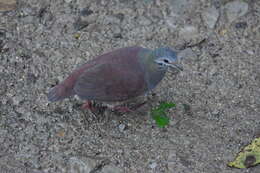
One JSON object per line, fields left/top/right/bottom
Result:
{"left": 169, "top": 63, "right": 183, "bottom": 71}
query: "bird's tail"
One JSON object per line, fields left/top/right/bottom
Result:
{"left": 47, "top": 84, "right": 74, "bottom": 102}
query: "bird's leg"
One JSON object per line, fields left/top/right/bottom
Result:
{"left": 130, "top": 101, "right": 147, "bottom": 110}
{"left": 112, "top": 101, "right": 147, "bottom": 113}
{"left": 81, "top": 100, "right": 93, "bottom": 110}
{"left": 81, "top": 101, "right": 107, "bottom": 116}
{"left": 112, "top": 105, "right": 133, "bottom": 113}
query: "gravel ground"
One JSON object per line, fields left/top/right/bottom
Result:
{"left": 0, "top": 0, "right": 260, "bottom": 172}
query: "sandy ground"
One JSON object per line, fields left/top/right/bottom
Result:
{"left": 0, "top": 0, "right": 260, "bottom": 172}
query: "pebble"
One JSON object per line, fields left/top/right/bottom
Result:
{"left": 80, "top": 7, "right": 93, "bottom": 16}
{"left": 202, "top": 7, "right": 219, "bottom": 29}
{"left": 118, "top": 124, "right": 126, "bottom": 132}
{"left": 149, "top": 162, "right": 157, "bottom": 169}
{"left": 224, "top": 1, "right": 248, "bottom": 23}
{"left": 235, "top": 22, "right": 248, "bottom": 29}
{"left": 246, "top": 50, "right": 254, "bottom": 55}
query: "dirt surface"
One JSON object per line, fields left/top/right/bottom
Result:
{"left": 0, "top": 0, "right": 260, "bottom": 172}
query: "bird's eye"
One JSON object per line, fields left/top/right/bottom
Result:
{"left": 163, "top": 59, "right": 169, "bottom": 63}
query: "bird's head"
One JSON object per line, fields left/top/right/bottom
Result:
{"left": 153, "top": 47, "right": 183, "bottom": 71}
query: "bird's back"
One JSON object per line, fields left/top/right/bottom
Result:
{"left": 47, "top": 46, "right": 149, "bottom": 102}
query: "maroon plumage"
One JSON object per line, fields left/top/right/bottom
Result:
{"left": 48, "top": 46, "right": 148, "bottom": 102}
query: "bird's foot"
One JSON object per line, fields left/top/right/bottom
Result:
{"left": 81, "top": 101, "right": 107, "bottom": 115}
{"left": 130, "top": 101, "right": 147, "bottom": 110}
{"left": 81, "top": 101, "right": 93, "bottom": 110}
{"left": 112, "top": 101, "right": 147, "bottom": 113}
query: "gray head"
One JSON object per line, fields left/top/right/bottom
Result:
{"left": 153, "top": 47, "right": 183, "bottom": 71}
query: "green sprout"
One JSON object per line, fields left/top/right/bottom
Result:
{"left": 151, "top": 102, "right": 176, "bottom": 128}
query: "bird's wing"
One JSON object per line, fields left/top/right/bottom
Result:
{"left": 73, "top": 63, "right": 147, "bottom": 102}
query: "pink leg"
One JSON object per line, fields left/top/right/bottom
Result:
{"left": 112, "top": 105, "right": 133, "bottom": 113}
{"left": 131, "top": 101, "right": 147, "bottom": 110}
{"left": 81, "top": 101, "right": 92, "bottom": 110}
{"left": 112, "top": 102, "right": 147, "bottom": 113}
{"left": 81, "top": 101, "right": 107, "bottom": 115}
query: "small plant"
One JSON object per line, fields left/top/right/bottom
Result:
{"left": 151, "top": 102, "right": 176, "bottom": 128}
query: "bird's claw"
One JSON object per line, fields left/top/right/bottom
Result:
{"left": 81, "top": 101, "right": 107, "bottom": 116}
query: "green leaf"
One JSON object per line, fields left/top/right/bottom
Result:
{"left": 157, "top": 102, "right": 176, "bottom": 110}
{"left": 151, "top": 102, "right": 176, "bottom": 128}
{"left": 153, "top": 114, "right": 170, "bottom": 128}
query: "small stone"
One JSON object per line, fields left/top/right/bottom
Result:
{"left": 74, "top": 33, "right": 81, "bottom": 39}
{"left": 235, "top": 22, "right": 247, "bottom": 29}
{"left": 246, "top": 50, "right": 254, "bottom": 55}
{"left": 225, "top": 1, "right": 248, "bottom": 23}
{"left": 80, "top": 7, "right": 93, "bottom": 16}
{"left": 149, "top": 162, "right": 157, "bottom": 169}
{"left": 56, "top": 129, "right": 65, "bottom": 138}
{"left": 202, "top": 6, "right": 219, "bottom": 29}
{"left": 118, "top": 124, "right": 126, "bottom": 132}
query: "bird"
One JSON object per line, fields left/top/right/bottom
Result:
{"left": 47, "top": 46, "right": 183, "bottom": 113}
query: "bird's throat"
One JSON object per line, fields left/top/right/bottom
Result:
{"left": 139, "top": 51, "right": 167, "bottom": 91}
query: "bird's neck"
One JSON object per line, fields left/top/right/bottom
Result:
{"left": 139, "top": 50, "right": 167, "bottom": 91}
